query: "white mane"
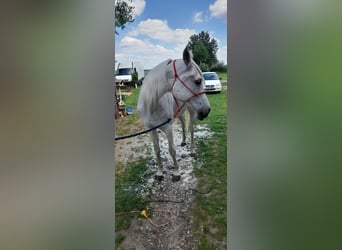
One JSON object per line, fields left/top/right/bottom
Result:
{"left": 137, "top": 59, "right": 173, "bottom": 118}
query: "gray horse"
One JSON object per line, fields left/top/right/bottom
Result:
{"left": 137, "top": 47, "right": 210, "bottom": 182}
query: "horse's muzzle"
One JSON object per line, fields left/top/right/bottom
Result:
{"left": 197, "top": 107, "right": 210, "bottom": 120}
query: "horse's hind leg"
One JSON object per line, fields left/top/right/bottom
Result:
{"left": 150, "top": 130, "right": 164, "bottom": 181}
{"left": 179, "top": 114, "right": 187, "bottom": 146}
{"left": 164, "top": 126, "right": 181, "bottom": 182}
{"left": 189, "top": 110, "right": 196, "bottom": 156}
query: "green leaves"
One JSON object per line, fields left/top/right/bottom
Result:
{"left": 115, "top": 0, "right": 135, "bottom": 34}
{"left": 187, "top": 31, "right": 219, "bottom": 70}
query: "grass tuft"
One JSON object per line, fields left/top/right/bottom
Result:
{"left": 115, "top": 157, "right": 152, "bottom": 232}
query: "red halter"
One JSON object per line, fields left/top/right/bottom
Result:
{"left": 171, "top": 60, "right": 206, "bottom": 118}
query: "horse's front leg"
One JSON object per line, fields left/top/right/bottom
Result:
{"left": 165, "top": 126, "right": 181, "bottom": 182}
{"left": 150, "top": 130, "right": 164, "bottom": 181}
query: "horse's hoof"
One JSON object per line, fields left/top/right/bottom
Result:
{"left": 181, "top": 142, "right": 187, "bottom": 147}
{"left": 171, "top": 175, "right": 181, "bottom": 182}
{"left": 154, "top": 175, "right": 164, "bottom": 182}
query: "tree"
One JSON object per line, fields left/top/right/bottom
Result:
{"left": 192, "top": 41, "right": 209, "bottom": 65}
{"left": 115, "top": 0, "right": 135, "bottom": 34}
{"left": 187, "top": 31, "right": 219, "bottom": 70}
{"left": 131, "top": 69, "right": 138, "bottom": 87}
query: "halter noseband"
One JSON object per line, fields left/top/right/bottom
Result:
{"left": 171, "top": 60, "right": 205, "bottom": 118}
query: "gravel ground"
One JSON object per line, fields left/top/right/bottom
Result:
{"left": 115, "top": 120, "right": 213, "bottom": 249}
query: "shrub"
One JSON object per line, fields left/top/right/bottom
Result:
{"left": 210, "top": 61, "right": 227, "bottom": 72}
{"left": 199, "top": 62, "right": 210, "bottom": 72}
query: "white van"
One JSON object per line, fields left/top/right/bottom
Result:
{"left": 115, "top": 61, "right": 144, "bottom": 85}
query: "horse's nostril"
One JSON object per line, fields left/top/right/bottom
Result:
{"left": 198, "top": 108, "right": 210, "bottom": 120}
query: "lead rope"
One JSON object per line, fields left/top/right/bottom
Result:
{"left": 114, "top": 118, "right": 172, "bottom": 141}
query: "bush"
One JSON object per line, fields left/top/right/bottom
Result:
{"left": 131, "top": 71, "right": 138, "bottom": 84}
{"left": 199, "top": 62, "right": 210, "bottom": 72}
{"left": 210, "top": 61, "right": 227, "bottom": 72}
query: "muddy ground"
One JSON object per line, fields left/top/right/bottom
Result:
{"left": 115, "top": 120, "right": 214, "bottom": 249}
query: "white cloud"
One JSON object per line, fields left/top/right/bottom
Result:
{"left": 116, "top": 18, "right": 197, "bottom": 69}
{"left": 209, "top": 0, "right": 227, "bottom": 20}
{"left": 116, "top": 36, "right": 227, "bottom": 70}
{"left": 116, "top": 36, "right": 185, "bottom": 69}
{"left": 129, "top": 19, "right": 196, "bottom": 43}
{"left": 131, "top": 0, "right": 146, "bottom": 17}
{"left": 193, "top": 12, "right": 203, "bottom": 23}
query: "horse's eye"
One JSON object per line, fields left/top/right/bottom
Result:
{"left": 194, "top": 79, "right": 202, "bottom": 85}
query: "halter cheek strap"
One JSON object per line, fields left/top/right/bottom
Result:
{"left": 171, "top": 60, "right": 205, "bottom": 118}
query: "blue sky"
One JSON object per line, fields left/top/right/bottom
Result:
{"left": 115, "top": 0, "right": 227, "bottom": 69}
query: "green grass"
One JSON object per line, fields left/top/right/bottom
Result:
{"left": 115, "top": 156, "right": 153, "bottom": 247}
{"left": 216, "top": 72, "right": 228, "bottom": 81}
{"left": 115, "top": 233, "right": 125, "bottom": 247}
{"left": 115, "top": 157, "right": 149, "bottom": 229}
{"left": 193, "top": 90, "right": 227, "bottom": 248}
{"left": 115, "top": 87, "right": 144, "bottom": 136}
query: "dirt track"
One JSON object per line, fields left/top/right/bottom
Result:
{"left": 115, "top": 120, "right": 213, "bottom": 249}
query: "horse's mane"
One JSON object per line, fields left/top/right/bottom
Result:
{"left": 137, "top": 59, "right": 173, "bottom": 118}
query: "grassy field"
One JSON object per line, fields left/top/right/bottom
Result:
{"left": 217, "top": 71, "right": 228, "bottom": 81}
{"left": 193, "top": 90, "right": 227, "bottom": 249}
{"left": 115, "top": 75, "right": 227, "bottom": 248}
{"left": 115, "top": 88, "right": 144, "bottom": 137}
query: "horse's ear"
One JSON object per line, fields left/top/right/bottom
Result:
{"left": 183, "top": 47, "right": 192, "bottom": 65}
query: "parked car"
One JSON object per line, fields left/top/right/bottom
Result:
{"left": 202, "top": 72, "right": 222, "bottom": 93}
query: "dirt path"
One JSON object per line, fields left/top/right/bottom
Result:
{"left": 115, "top": 120, "right": 213, "bottom": 249}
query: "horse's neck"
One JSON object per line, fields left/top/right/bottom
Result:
{"left": 138, "top": 59, "right": 178, "bottom": 117}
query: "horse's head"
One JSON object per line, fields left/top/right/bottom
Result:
{"left": 171, "top": 47, "right": 211, "bottom": 120}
